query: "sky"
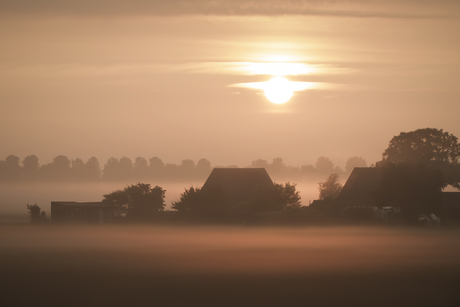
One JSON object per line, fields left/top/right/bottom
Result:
{"left": 1, "top": 0, "right": 459, "bottom": 168}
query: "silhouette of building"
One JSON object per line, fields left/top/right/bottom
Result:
{"left": 335, "top": 167, "right": 381, "bottom": 207}
{"left": 51, "top": 201, "right": 113, "bottom": 224}
{"left": 441, "top": 192, "right": 460, "bottom": 223}
{"left": 335, "top": 167, "right": 460, "bottom": 224}
{"left": 202, "top": 168, "right": 274, "bottom": 203}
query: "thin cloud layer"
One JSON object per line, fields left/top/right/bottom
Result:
{"left": 0, "top": 0, "right": 458, "bottom": 18}
{"left": 0, "top": 62, "right": 355, "bottom": 78}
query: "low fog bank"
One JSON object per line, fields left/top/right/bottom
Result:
{"left": 2, "top": 225, "right": 459, "bottom": 274}
{"left": 0, "top": 181, "right": 322, "bottom": 223}
{"left": 1, "top": 225, "right": 460, "bottom": 306}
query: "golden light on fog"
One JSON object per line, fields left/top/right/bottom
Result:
{"left": 228, "top": 61, "right": 329, "bottom": 104}
{"left": 264, "top": 77, "right": 294, "bottom": 104}
{"left": 231, "top": 75, "right": 320, "bottom": 104}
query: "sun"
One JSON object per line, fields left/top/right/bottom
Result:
{"left": 263, "top": 76, "right": 294, "bottom": 104}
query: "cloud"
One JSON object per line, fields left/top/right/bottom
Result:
{"left": 230, "top": 80, "right": 342, "bottom": 91}
{"left": 0, "top": 62, "right": 355, "bottom": 79}
{"left": 0, "top": 0, "right": 458, "bottom": 19}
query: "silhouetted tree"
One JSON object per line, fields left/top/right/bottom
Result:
{"left": 134, "top": 157, "right": 149, "bottom": 180}
{"left": 102, "top": 183, "right": 165, "bottom": 221}
{"left": 40, "top": 162, "right": 55, "bottom": 181}
{"left": 103, "top": 157, "right": 120, "bottom": 181}
{"left": 26, "top": 203, "right": 48, "bottom": 224}
{"left": 22, "top": 155, "right": 39, "bottom": 181}
{"left": 251, "top": 159, "right": 269, "bottom": 168}
{"left": 119, "top": 157, "right": 133, "bottom": 180}
{"left": 345, "top": 156, "right": 367, "bottom": 173}
{"left": 85, "top": 157, "right": 101, "bottom": 181}
{"left": 318, "top": 173, "right": 343, "bottom": 203}
{"left": 381, "top": 128, "right": 460, "bottom": 189}
{"left": 71, "top": 158, "right": 86, "bottom": 181}
{"left": 0, "top": 155, "right": 22, "bottom": 181}
{"left": 53, "top": 155, "right": 71, "bottom": 181}
{"left": 315, "top": 156, "right": 335, "bottom": 175}
{"left": 149, "top": 157, "right": 165, "bottom": 179}
{"left": 196, "top": 158, "right": 212, "bottom": 178}
{"left": 270, "top": 157, "right": 285, "bottom": 172}
{"left": 172, "top": 186, "right": 204, "bottom": 214}
{"left": 274, "top": 182, "right": 302, "bottom": 209}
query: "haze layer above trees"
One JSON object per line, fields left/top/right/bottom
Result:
{"left": 0, "top": 155, "right": 367, "bottom": 183}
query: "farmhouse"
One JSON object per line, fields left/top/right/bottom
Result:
{"left": 335, "top": 167, "right": 460, "bottom": 224}
{"left": 51, "top": 201, "right": 113, "bottom": 224}
{"left": 335, "top": 167, "right": 381, "bottom": 208}
{"left": 202, "top": 168, "right": 274, "bottom": 203}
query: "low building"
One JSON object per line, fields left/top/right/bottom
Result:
{"left": 51, "top": 201, "right": 113, "bottom": 224}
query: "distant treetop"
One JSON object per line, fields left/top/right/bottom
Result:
{"left": 382, "top": 128, "right": 459, "bottom": 165}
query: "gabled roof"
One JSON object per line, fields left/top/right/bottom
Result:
{"left": 336, "top": 167, "right": 381, "bottom": 207}
{"left": 202, "top": 168, "right": 274, "bottom": 202}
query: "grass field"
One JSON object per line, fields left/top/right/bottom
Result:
{"left": 1, "top": 225, "right": 460, "bottom": 307}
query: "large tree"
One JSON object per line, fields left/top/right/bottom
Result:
{"left": 85, "top": 157, "right": 101, "bottom": 181}
{"left": 53, "top": 155, "right": 71, "bottom": 181}
{"left": 381, "top": 128, "right": 460, "bottom": 189}
{"left": 22, "top": 155, "right": 40, "bottom": 181}
{"left": 315, "top": 156, "right": 335, "bottom": 174}
{"left": 103, "top": 183, "right": 165, "bottom": 221}
{"left": 0, "top": 155, "right": 22, "bottom": 181}
{"left": 376, "top": 128, "right": 460, "bottom": 223}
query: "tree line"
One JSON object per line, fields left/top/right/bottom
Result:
{"left": 0, "top": 154, "right": 367, "bottom": 183}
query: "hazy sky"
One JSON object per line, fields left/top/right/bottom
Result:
{"left": 1, "top": 0, "right": 459, "bottom": 168}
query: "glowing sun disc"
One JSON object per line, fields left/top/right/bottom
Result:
{"left": 264, "top": 77, "right": 294, "bottom": 104}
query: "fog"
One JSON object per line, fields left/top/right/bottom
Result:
{"left": 2, "top": 225, "right": 460, "bottom": 306}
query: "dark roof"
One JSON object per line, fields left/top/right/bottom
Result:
{"left": 336, "top": 167, "right": 381, "bottom": 207}
{"left": 51, "top": 201, "right": 111, "bottom": 208}
{"left": 202, "top": 168, "right": 274, "bottom": 202}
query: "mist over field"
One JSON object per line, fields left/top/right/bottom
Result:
{"left": 2, "top": 225, "right": 460, "bottom": 307}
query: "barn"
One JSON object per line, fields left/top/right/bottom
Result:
{"left": 51, "top": 201, "right": 114, "bottom": 224}
{"left": 335, "top": 167, "right": 381, "bottom": 208}
{"left": 201, "top": 168, "right": 275, "bottom": 203}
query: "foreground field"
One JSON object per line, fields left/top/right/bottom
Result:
{"left": 1, "top": 225, "right": 460, "bottom": 307}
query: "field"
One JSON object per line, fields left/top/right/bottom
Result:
{"left": 1, "top": 225, "right": 460, "bottom": 307}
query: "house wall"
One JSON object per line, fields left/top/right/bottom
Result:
{"left": 51, "top": 202, "right": 113, "bottom": 224}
